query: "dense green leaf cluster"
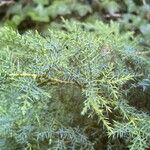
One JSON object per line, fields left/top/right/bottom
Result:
{"left": 86, "top": 0, "right": 150, "bottom": 46}
{"left": 1, "top": 0, "right": 91, "bottom": 27}
{"left": 0, "top": 20, "right": 150, "bottom": 149}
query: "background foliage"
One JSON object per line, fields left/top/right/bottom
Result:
{"left": 0, "top": 1, "right": 149, "bottom": 30}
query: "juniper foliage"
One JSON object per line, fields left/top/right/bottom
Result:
{"left": 0, "top": 20, "right": 150, "bottom": 149}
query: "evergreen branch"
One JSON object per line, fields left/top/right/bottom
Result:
{"left": 0, "top": 21, "right": 149, "bottom": 149}
{"left": 2, "top": 73, "right": 76, "bottom": 86}
{"left": 37, "top": 78, "right": 75, "bottom": 87}
{"left": 6, "top": 73, "right": 38, "bottom": 79}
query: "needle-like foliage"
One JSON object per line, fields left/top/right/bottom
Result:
{"left": 0, "top": 20, "right": 150, "bottom": 149}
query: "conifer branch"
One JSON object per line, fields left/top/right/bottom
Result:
{"left": 3, "top": 73, "right": 76, "bottom": 86}
{"left": 0, "top": 21, "right": 149, "bottom": 149}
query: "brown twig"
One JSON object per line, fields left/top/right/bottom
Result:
{"left": 142, "top": 0, "right": 146, "bottom": 5}
{"left": 0, "top": 0, "right": 14, "bottom": 7}
{"left": 4, "top": 73, "right": 78, "bottom": 87}
{"left": 37, "top": 78, "right": 75, "bottom": 87}
{"left": 104, "top": 13, "right": 122, "bottom": 19}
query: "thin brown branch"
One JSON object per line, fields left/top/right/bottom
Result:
{"left": 4, "top": 73, "right": 79, "bottom": 87}
{"left": 104, "top": 13, "right": 122, "bottom": 19}
{"left": 37, "top": 78, "right": 75, "bottom": 87}
{"left": 142, "top": 0, "right": 146, "bottom": 5}
{"left": 0, "top": 0, "right": 14, "bottom": 7}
